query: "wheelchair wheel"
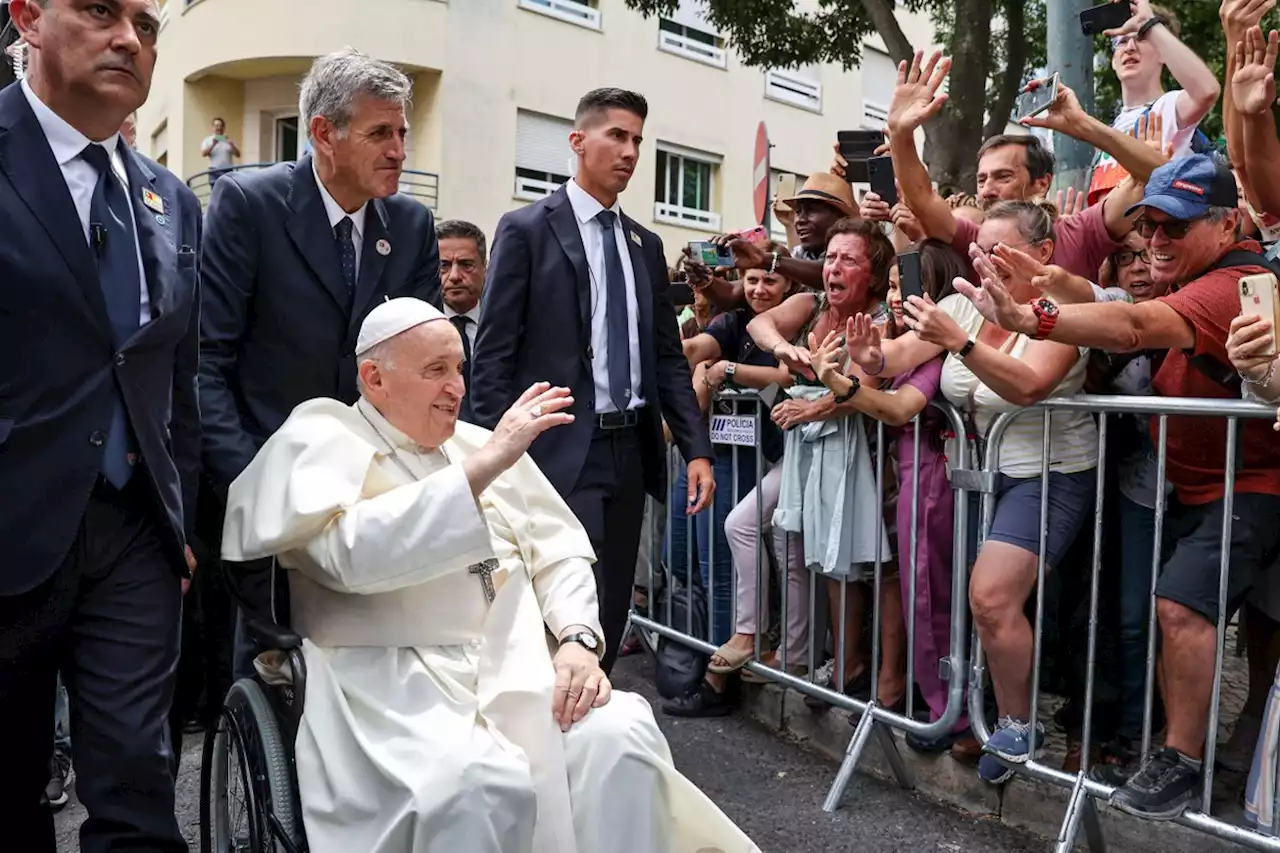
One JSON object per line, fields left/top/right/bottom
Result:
{"left": 200, "top": 678, "right": 305, "bottom": 853}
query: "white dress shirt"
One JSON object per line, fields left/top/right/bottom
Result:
{"left": 22, "top": 80, "right": 151, "bottom": 327}
{"left": 313, "top": 162, "right": 369, "bottom": 274}
{"left": 443, "top": 302, "right": 481, "bottom": 351}
{"left": 564, "top": 179, "right": 644, "bottom": 414}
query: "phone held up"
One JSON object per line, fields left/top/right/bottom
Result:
{"left": 1239, "top": 273, "right": 1280, "bottom": 358}
{"left": 897, "top": 250, "right": 924, "bottom": 303}
{"left": 1079, "top": 0, "right": 1133, "bottom": 35}
{"left": 688, "top": 240, "right": 736, "bottom": 269}
{"left": 1018, "top": 73, "right": 1060, "bottom": 121}
{"left": 868, "top": 156, "right": 897, "bottom": 206}
{"left": 837, "top": 129, "right": 884, "bottom": 184}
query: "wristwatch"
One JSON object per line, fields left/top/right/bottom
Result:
{"left": 561, "top": 630, "right": 603, "bottom": 658}
{"left": 832, "top": 375, "right": 861, "bottom": 404}
{"left": 1030, "top": 297, "right": 1060, "bottom": 340}
{"left": 956, "top": 337, "right": 977, "bottom": 358}
{"left": 724, "top": 362, "right": 737, "bottom": 381}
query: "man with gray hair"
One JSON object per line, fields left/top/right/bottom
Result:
{"left": 198, "top": 47, "right": 441, "bottom": 680}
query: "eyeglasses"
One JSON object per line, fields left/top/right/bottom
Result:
{"left": 1114, "top": 249, "right": 1150, "bottom": 267}
{"left": 1111, "top": 34, "right": 1138, "bottom": 51}
{"left": 1134, "top": 218, "right": 1202, "bottom": 240}
{"left": 977, "top": 239, "right": 1042, "bottom": 258}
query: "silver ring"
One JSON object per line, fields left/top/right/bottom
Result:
{"left": 531, "top": 405, "right": 543, "bottom": 418}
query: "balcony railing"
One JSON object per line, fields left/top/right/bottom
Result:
{"left": 765, "top": 69, "right": 823, "bottom": 113}
{"left": 658, "top": 29, "right": 727, "bottom": 69}
{"left": 185, "top": 163, "right": 440, "bottom": 211}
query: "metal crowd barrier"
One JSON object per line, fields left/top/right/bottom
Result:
{"left": 967, "top": 395, "right": 1280, "bottom": 853}
{"left": 629, "top": 389, "right": 1280, "bottom": 852}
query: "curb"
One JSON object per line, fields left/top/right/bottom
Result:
{"left": 742, "top": 681, "right": 1250, "bottom": 853}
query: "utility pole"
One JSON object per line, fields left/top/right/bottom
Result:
{"left": 1047, "top": 0, "right": 1096, "bottom": 194}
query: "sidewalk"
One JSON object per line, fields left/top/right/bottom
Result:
{"left": 735, "top": 622, "right": 1263, "bottom": 853}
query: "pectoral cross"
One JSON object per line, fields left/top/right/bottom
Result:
{"left": 469, "top": 558, "right": 498, "bottom": 603}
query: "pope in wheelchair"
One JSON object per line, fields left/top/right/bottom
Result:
{"left": 215, "top": 298, "right": 759, "bottom": 853}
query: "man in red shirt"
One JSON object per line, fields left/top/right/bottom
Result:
{"left": 950, "top": 154, "right": 1280, "bottom": 820}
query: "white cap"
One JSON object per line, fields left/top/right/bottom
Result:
{"left": 355, "top": 297, "right": 447, "bottom": 356}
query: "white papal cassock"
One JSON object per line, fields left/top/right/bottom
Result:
{"left": 221, "top": 396, "right": 760, "bottom": 853}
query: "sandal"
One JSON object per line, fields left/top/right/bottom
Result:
{"left": 706, "top": 642, "right": 753, "bottom": 675}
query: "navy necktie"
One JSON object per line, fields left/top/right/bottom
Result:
{"left": 335, "top": 217, "right": 357, "bottom": 302}
{"left": 595, "top": 210, "right": 631, "bottom": 412}
{"left": 450, "top": 315, "right": 473, "bottom": 382}
{"left": 82, "top": 143, "right": 140, "bottom": 489}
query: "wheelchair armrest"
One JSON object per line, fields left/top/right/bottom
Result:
{"left": 245, "top": 615, "right": 302, "bottom": 652}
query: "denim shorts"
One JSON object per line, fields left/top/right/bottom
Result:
{"left": 967, "top": 470, "right": 1096, "bottom": 569}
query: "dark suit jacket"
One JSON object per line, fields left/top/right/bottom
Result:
{"left": 198, "top": 156, "right": 441, "bottom": 500}
{"left": 0, "top": 84, "right": 201, "bottom": 596}
{"left": 470, "top": 185, "right": 711, "bottom": 498}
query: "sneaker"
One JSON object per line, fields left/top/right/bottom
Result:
{"left": 978, "top": 717, "right": 1044, "bottom": 785}
{"left": 45, "top": 754, "right": 71, "bottom": 811}
{"left": 1110, "top": 748, "right": 1202, "bottom": 821}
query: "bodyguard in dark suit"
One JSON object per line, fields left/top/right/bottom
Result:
{"left": 199, "top": 49, "right": 440, "bottom": 649}
{"left": 0, "top": 2, "right": 198, "bottom": 851}
{"left": 471, "top": 88, "right": 714, "bottom": 673}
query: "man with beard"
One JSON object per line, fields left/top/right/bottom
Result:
{"left": 870, "top": 51, "right": 1168, "bottom": 285}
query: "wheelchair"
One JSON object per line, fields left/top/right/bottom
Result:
{"left": 199, "top": 614, "right": 310, "bottom": 853}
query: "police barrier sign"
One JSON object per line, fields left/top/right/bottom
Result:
{"left": 709, "top": 414, "right": 756, "bottom": 447}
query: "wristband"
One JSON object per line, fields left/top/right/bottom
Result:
{"left": 956, "top": 337, "right": 976, "bottom": 358}
{"left": 1137, "top": 16, "right": 1165, "bottom": 39}
{"left": 1242, "top": 360, "right": 1278, "bottom": 389}
{"left": 865, "top": 352, "right": 887, "bottom": 377}
{"left": 833, "top": 375, "right": 861, "bottom": 404}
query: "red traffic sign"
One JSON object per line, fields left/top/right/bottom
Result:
{"left": 753, "top": 121, "right": 770, "bottom": 227}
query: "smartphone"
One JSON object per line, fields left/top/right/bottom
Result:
{"left": 668, "top": 281, "right": 696, "bottom": 307}
{"left": 837, "top": 129, "right": 883, "bottom": 183}
{"left": 688, "top": 240, "right": 735, "bottom": 269}
{"left": 1239, "top": 272, "right": 1280, "bottom": 357}
{"left": 1018, "top": 73, "right": 1060, "bottom": 121}
{"left": 898, "top": 250, "right": 924, "bottom": 302}
{"left": 776, "top": 173, "right": 799, "bottom": 207}
{"left": 1079, "top": 0, "right": 1133, "bottom": 35}
{"left": 737, "top": 225, "right": 769, "bottom": 243}
{"left": 867, "top": 156, "right": 898, "bottom": 206}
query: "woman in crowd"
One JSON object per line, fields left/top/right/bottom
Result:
{"left": 744, "top": 218, "right": 907, "bottom": 711}
{"left": 845, "top": 201, "right": 1098, "bottom": 783}
{"left": 810, "top": 239, "right": 976, "bottom": 756}
{"left": 662, "top": 244, "right": 797, "bottom": 717}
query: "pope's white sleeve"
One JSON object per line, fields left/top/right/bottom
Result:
{"left": 534, "top": 558, "right": 604, "bottom": 643}
{"left": 299, "top": 465, "right": 495, "bottom": 595}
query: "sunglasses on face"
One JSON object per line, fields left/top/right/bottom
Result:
{"left": 1114, "top": 249, "right": 1150, "bottom": 267}
{"left": 1134, "top": 217, "right": 1201, "bottom": 240}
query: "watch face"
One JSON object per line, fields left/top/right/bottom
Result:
{"left": 1036, "top": 298, "right": 1060, "bottom": 317}
{"left": 577, "top": 633, "right": 599, "bottom": 650}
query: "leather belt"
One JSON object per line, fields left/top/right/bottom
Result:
{"left": 594, "top": 408, "right": 641, "bottom": 430}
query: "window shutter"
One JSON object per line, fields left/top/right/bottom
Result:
{"left": 515, "top": 110, "right": 574, "bottom": 177}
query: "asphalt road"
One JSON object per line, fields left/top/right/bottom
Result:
{"left": 54, "top": 654, "right": 1044, "bottom": 852}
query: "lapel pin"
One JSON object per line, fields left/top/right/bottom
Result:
{"left": 629, "top": 231, "right": 642, "bottom": 247}
{"left": 155, "top": 214, "right": 167, "bottom": 226}
{"left": 142, "top": 188, "right": 165, "bottom": 214}
{"left": 376, "top": 238, "right": 392, "bottom": 256}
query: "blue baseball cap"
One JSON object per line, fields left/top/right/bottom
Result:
{"left": 1124, "top": 154, "right": 1238, "bottom": 220}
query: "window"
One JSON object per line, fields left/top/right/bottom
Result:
{"left": 765, "top": 67, "right": 822, "bottom": 113}
{"left": 658, "top": 1, "right": 726, "bottom": 69}
{"left": 769, "top": 169, "right": 807, "bottom": 241}
{"left": 654, "top": 143, "right": 721, "bottom": 230}
{"left": 274, "top": 115, "right": 300, "bottom": 163}
{"left": 518, "top": 0, "right": 600, "bottom": 30}
{"left": 514, "top": 110, "right": 574, "bottom": 201}
{"left": 861, "top": 48, "right": 896, "bottom": 129}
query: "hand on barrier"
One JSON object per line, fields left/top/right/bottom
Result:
{"left": 770, "top": 398, "right": 813, "bottom": 430}
{"left": 552, "top": 641, "right": 611, "bottom": 731}
{"left": 1232, "top": 27, "right": 1280, "bottom": 116}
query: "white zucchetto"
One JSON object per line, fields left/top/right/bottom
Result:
{"left": 355, "top": 297, "right": 447, "bottom": 356}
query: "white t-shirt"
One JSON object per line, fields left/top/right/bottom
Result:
{"left": 936, "top": 294, "right": 1098, "bottom": 478}
{"left": 1087, "top": 91, "right": 1198, "bottom": 205}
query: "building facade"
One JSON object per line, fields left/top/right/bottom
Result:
{"left": 139, "top": 0, "right": 941, "bottom": 257}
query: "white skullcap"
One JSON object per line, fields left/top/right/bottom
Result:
{"left": 355, "top": 297, "right": 447, "bottom": 356}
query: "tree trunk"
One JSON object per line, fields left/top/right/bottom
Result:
{"left": 984, "top": 0, "right": 1027, "bottom": 142}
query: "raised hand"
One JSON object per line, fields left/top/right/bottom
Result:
{"left": 808, "top": 329, "right": 846, "bottom": 389}
{"left": 489, "top": 383, "right": 574, "bottom": 467}
{"left": 888, "top": 50, "right": 952, "bottom": 136}
{"left": 891, "top": 202, "right": 925, "bottom": 242}
{"left": 902, "top": 294, "right": 967, "bottom": 351}
{"left": 860, "top": 191, "right": 892, "bottom": 223}
{"left": 952, "top": 245, "right": 1037, "bottom": 336}
{"left": 1054, "top": 186, "right": 1085, "bottom": 218}
{"left": 1105, "top": 0, "right": 1156, "bottom": 38}
{"left": 1233, "top": 28, "right": 1280, "bottom": 116}
{"left": 1019, "top": 78, "right": 1088, "bottom": 136}
{"left": 845, "top": 313, "right": 885, "bottom": 374}
{"left": 1221, "top": 0, "right": 1276, "bottom": 40}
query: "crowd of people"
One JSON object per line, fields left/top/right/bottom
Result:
{"left": 6, "top": 0, "right": 1280, "bottom": 850}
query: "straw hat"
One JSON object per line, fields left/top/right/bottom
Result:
{"left": 782, "top": 172, "right": 858, "bottom": 219}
